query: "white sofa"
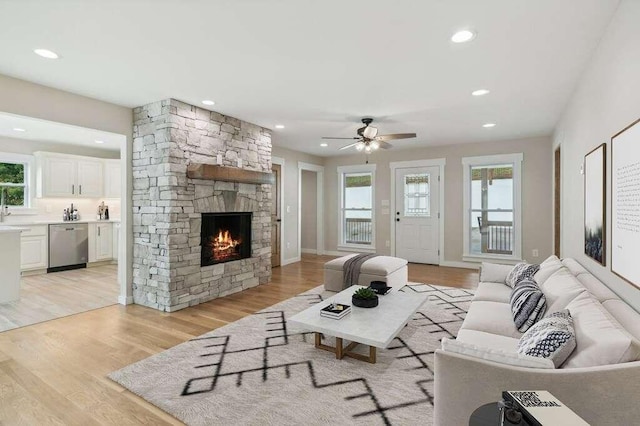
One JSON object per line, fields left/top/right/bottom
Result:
{"left": 434, "top": 256, "right": 640, "bottom": 426}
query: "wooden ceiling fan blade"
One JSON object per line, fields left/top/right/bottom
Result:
{"left": 339, "top": 142, "right": 359, "bottom": 150}
{"left": 322, "top": 136, "right": 360, "bottom": 140}
{"left": 375, "top": 133, "right": 417, "bottom": 141}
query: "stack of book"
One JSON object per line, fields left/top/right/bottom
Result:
{"left": 320, "top": 303, "right": 351, "bottom": 320}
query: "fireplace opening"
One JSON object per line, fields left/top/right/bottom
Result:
{"left": 201, "top": 212, "right": 252, "bottom": 266}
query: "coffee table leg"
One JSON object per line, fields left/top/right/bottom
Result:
{"left": 336, "top": 337, "right": 344, "bottom": 359}
{"left": 369, "top": 346, "right": 377, "bottom": 364}
{"left": 315, "top": 332, "right": 321, "bottom": 348}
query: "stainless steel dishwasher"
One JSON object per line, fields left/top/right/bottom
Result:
{"left": 48, "top": 223, "right": 88, "bottom": 272}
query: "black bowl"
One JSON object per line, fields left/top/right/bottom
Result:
{"left": 369, "top": 281, "right": 391, "bottom": 294}
{"left": 352, "top": 294, "right": 379, "bottom": 308}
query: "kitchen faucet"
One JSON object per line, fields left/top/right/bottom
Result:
{"left": 0, "top": 188, "right": 11, "bottom": 223}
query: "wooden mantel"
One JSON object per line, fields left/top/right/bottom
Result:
{"left": 187, "top": 163, "right": 275, "bottom": 185}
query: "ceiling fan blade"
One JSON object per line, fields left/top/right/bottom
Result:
{"left": 321, "top": 136, "right": 360, "bottom": 140}
{"left": 339, "top": 142, "right": 359, "bottom": 150}
{"left": 379, "top": 141, "right": 393, "bottom": 149}
{"left": 375, "top": 133, "right": 417, "bottom": 141}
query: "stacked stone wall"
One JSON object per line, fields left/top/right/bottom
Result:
{"left": 132, "top": 99, "right": 272, "bottom": 311}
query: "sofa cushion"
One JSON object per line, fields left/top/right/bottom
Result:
{"left": 479, "top": 262, "right": 514, "bottom": 284}
{"left": 472, "top": 282, "right": 512, "bottom": 303}
{"left": 577, "top": 274, "right": 619, "bottom": 302}
{"left": 442, "top": 337, "right": 554, "bottom": 369}
{"left": 510, "top": 278, "right": 547, "bottom": 332}
{"left": 456, "top": 329, "right": 520, "bottom": 352}
{"left": 533, "top": 256, "right": 563, "bottom": 285}
{"left": 506, "top": 263, "right": 540, "bottom": 288}
{"left": 540, "top": 267, "right": 587, "bottom": 315}
{"left": 563, "top": 293, "right": 640, "bottom": 368}
{"left": 461, "top": 301, "right": 522, "bottom": 338}
{"left": 561, "top": 258, "right": 589, "bottom": 276}
{"left": 517, "top": 310, "right": 576, "bottom": 368}
{"left": 602, "top": 300, "right": 640, "bottom": 341}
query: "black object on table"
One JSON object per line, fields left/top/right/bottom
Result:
{"left": 469, "top": 402, "right": 530, "bottom": 426}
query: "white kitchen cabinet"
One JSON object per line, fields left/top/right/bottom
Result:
{"left": 35, "top": 152, "right": 105, "bottom": 198}
{"left": 20, "top": 225, "right": 48, "bottom": 271}
{"left": 104, "top": 160, "right": 121, "bottom": 198}
{"left": 95, "top": 223, "right": 113, "bottom": 261}
{"left": 42, "top": 156, "right": 76, "bottom": 197}
{"left": 77, "top": 159, "right": 104, "bottom": 197}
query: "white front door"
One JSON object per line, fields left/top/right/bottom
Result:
{"left": 394, "top": 166, "right": 440, "bottom": 264}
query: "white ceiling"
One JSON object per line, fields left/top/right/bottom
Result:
{"left": 0, "top": 112, "right": 124, "bottom": 151}
{"left": 0, "top": 0, "right": 619, "bottom": 156}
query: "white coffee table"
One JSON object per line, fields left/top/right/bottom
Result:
{"left": 288, "top": 285, "right": 428, "bottom": 364}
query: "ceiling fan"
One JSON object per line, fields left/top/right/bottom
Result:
{"left": 322, "top": 118, "right": 417, "bottom": 152}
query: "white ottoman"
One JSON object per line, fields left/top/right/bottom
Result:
{"left": 324, "top": 254, "right": 408, "bottom": 292}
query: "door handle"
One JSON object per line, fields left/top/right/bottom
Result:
{"left": 396, "top": 211, "right": 400, "bottom": 215}
{"left": 396, "top": 218, "right": 400, "bottom": 222}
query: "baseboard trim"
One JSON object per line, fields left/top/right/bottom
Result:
{"left": 440, "top": 261, "right": 480, "bottom": 270}
{"left": 282, "top": 256, "right": 301, "bottom": 266}
{"left": 301, "top": 248, "right": 317, "bottom": 254}
{"left": 118, "top": 295, "right": 133, "bottom": 305}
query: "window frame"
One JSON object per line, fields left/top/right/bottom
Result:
{"left": 462, "top": 153, "right": 523, "bottom": 263}
{"left": 337, "top": 163, "right": 376, "bottom": 252}
{"left": 0, "top": 152, "right": 36, "bottom": 211}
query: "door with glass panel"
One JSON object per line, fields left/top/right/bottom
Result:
{"left": 394, "top": 166, "right": 440, "bottom": 264}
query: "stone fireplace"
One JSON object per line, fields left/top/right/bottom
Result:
{"left": 132, "top": 98, "right": 272, "bottom": 312}
{"left": 200, "top": 212, "right": 252, "bottom": 266}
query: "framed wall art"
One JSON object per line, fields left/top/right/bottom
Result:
{"left": 611, "top": 118, "right": 640, "bottom": 289}
{"left": 584, "top": 143, "right": 606, "bottom": 265}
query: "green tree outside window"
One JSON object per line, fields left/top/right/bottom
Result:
{"left": 0, "top": 162, "right": 26, "bottom": 206}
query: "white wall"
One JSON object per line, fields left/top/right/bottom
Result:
{"left": 553, "top": 0, "right": 640, "bottom": 310}
{"left": 323, "top": 136, "right": 553, "bottom": 264}
{"left": 271, "top": 146, "right": 323, "bottom": 263}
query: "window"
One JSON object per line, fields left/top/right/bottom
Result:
{"left": 0, "top": 154, "right": 32, "bottom": 208}
{"left": 404, "top": 173, "right": 430, "bottom": 217}
{"left": 462, "top": 153, "right": 523, "bottom": 261}
{"left": 338, "top": 164, "right": 376, "bottom": 250}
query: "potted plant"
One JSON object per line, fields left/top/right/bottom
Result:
{"left": 352, "top": 287, "right": 379, "bottom": 308}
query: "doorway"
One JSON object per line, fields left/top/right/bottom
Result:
{"left": 554, "top": 146, "right": 561, "bottom": 257}
{"left": 271, "top": 158, "right": 283, "bottom": 267}
{"left": 390, "top": 159, "right": 445, "bottom": 265}
{"left": 297, "top": 162, "right": 324, "bottom": 259}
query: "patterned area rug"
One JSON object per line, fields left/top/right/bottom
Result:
{"left": 109, "top": 284, "right": 474, "bottom": 425}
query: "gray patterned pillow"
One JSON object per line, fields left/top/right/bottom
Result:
{"left": 506, "top": 263, "right": 540, "bottom": 288}
{"left": 510, "top": 278, "right": 546, "bottom": 332}
{"left": 517, "top": 310, "right": 576, "bottom": 368}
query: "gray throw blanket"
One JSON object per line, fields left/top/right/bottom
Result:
{"left": 343, "top": 253, "right": 377, "bottom": 289}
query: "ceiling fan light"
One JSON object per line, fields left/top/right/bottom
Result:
{"left": 355, "top": 142, "right": 365, "bottom": 151}
{"left": 370, "top": 141, "right": 380, "bottom": 150}
{"left": 363, "top": 126, "right": 378, "bottom": 139}
{"left": 364, "top": 145, "right": 372, "bottom": 153}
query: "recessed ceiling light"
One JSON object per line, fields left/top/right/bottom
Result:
{"left": 95, "top": 140, "right": 105, "bottom": 144}
{"left": 472, "top": 89, "right": 490, "bottom": 96}
{"left": 13, "top": 127, "right": 26, "bottom": 132}
{"left": 33, "top": 49, "right": 59, "bottom": 59}
{"left": 482, "top": 123, "right": 496, "bottom": 128}
{"left": 320, "top": 143, "right": 328, "bottom": 147}
{"left": 451, "top": 30, "right": 476, "bottom": 43}
{"left": 202, "top": 100, "right": 215, "bottom": 106}
{"left": 275, "top": 124, "right": 285, "bottom": 129}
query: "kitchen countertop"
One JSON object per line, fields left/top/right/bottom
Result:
{"left": 5, "top": 219, "right": 121, "bottom": 227}
{"left": 0, "top": 225, "right": 30, "bottom": 234}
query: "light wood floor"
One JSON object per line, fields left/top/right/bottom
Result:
{"left": 0, "top": 255, "right": 477, "bottom": 425}
{"left": 0, "top": 265, "right": 119, "bottom": 332}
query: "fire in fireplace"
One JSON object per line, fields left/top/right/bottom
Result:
{"left": 201, "top": 212, "right": 252, "bottom": 266}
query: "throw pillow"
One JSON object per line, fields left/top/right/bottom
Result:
{"left": 506, "top": 262, "right": 540, "bottom": 288}
{"left": 510, "top": 278, "right": 547, "bottom": 332}
{"left": 517, "top": 310, "right": 576, "bottom": 368}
